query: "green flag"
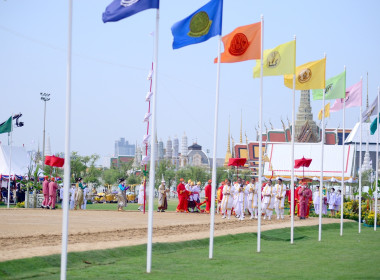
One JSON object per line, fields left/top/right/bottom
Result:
{"left": 0, "top": 116, "right": 12, "bottom": 134}
{"left": 370, "top": 113, "right": 380, "bottom": 135}
{"left": 312, "top": 70, "right": 346, "bottom": 100}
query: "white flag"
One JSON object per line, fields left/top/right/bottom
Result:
{"left": 362, "top": 96, "right": 378, "bottom": 122}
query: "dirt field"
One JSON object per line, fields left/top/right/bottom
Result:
{"left": 0, "top": 209, "right": 350, "bottom": 262}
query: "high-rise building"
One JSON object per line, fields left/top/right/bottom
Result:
{"left": 180, "top": 132, "right": 188, "bottom": 167}
{"left": 114, "top": 138, "right": 135, "bottom": 156}
{"left": 165, "top": 137, "right": 173, "bottom": 159}
{"left": 158, "top": 139, "right": 164, "bottom": 160}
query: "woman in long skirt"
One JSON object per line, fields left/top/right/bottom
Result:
{"left": 117, "top": 178, "right": 129, "bottom": 211}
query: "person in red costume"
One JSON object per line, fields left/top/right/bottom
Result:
{"left": 295, "top": 183, "right": 302, "bottom": 217}
{"left": 298, "top": 182, "right": 312, "bottom": 219}
{"left": 41, "top": 176, "right": 50, "bottom": 209}
{"left": 48, "top": 177, "right": 59, "bottom": 210}
{"left": 204, "top": 179, "right": 212, "bottom": 213}
{"left": 286, "top": 184, "right": 297, "bottom": 215}
{"left": 176, "top": 178, "right": 188, "bottom": 213}
{"left": 217, "top": 182, "right": 224, "bottom": 214}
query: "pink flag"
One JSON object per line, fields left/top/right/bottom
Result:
{"left": 330, "top": 80, "right": 362, "bottom": 112}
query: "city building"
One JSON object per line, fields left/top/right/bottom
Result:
{"left": 114, "top": 138, "right": 135, "bottom": 157}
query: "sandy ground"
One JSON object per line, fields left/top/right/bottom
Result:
{"left": 0, "top": 209, "right": 352, "bottom": 262}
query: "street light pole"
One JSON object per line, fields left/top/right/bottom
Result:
{"left": 40, "top": 92, "right": 50, "bottom": 171}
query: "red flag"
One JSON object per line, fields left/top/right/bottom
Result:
{"left": 45, "top": 155, "right": 65, "bottom": 167}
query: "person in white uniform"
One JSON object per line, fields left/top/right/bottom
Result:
{"left": 69, "top": 184, "right": 76, "bottom": 210}
{"left": 313, "top": 186, "right": 320, "bottom": 215}
{"left": 235, "top": 183, "right": 248, "bottom": 220}
{"left": 233, "top": 178, "right": 242, "bottom": 218}
{"left": 274, "top": 178, "right": 286, "bottom": 220}
{"left": 137, "top": 181, "right": 145, "bottom": 212}
{"left": 82, "top": 184, "right": 88, "bottom": 210}
{"left": 334, "top": 189, "right": 342, "bottom": 213}
{"left": 221, "top": 179, "right": 235, "bottom": 219}
{"left": 192, "top": 182, "right": 201, "bottom": 213}
{"left": 247, "top": 178, "right": 259, "bottom": 219}
{"left": 262, "top": 180, "right": 275, "bottom": 220}
{"left": 328, "top": 188, "right": 336, "bottom": 216}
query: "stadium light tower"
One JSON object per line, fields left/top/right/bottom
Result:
{"left": 40, "top": 92, "right": 50, "bottom": 170}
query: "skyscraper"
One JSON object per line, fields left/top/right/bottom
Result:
{"left": 114, "top": 138, "right": 135, "bottom": 156}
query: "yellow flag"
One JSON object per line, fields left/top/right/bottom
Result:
{"left": 284, "top": 58, "right": 326, "bottom": 90}
{"left": 253, "top": 40, "right": 295, "bottom": 78}
{"left": 318, "top": 103, "right": 330, "bottom": 120}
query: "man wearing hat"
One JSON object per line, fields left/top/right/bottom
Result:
{"left": 247, "top": 178, "right": 259, "bottom": 219}
{"left": 274, "top": 178, "right": 286, "bottom": 220}
{"left": 158, "top": 177, "right": 169, "bottom": 212}
{"left": 41, "top": 176, "right": 50, "bottom": 209}
{"left": 48, "top": 177, "right": 58, "bottom": 210}
{"left": 221, "top": 179, "right": 234, "bottom": 219}
{"left": 137, "top": 180, "right": 145, "bottom": 212}
{"left": 262, "top": 180, "right": 275, "bottom": 220}
{"left": 204, "top": 180, "right": 212, "bottom": 213}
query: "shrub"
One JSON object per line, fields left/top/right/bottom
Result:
{"left": 16, "top": 201, "right": 25, "bottom": 208}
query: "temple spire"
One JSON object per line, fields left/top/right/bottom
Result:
{"left": 224, "top": 117, "right": 232, "bottom": 166}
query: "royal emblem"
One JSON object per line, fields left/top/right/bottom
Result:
{"left": 298, "top": 68, "right": 312, "bottom": 83}
{"left": 228, "top": 33, "right": 249, "bottom": 56}
{"left": 120, "top": 0, "right": 139, "bottom": 7}
{"left": 266, "top": 51, "right": 281, "bottom": 68}
{"left": 188, "top": 11, "right": 212, "bottom": 37}
{"left": 324, "top": 83, "right": 333, "bottom": 95}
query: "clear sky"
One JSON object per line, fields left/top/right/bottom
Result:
{"left": 1, "top": 0, "right": 379, "bottom": 164}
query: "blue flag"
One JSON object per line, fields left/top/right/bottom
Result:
{"left": 171, "top": 0, "right": 223, "bottom": 49}
{"left": 103, "top": 0, "right": 159, "bottom": 23}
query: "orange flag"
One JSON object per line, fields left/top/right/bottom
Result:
{"left": 214, "top": 22, "right": 261, "bottom": 63}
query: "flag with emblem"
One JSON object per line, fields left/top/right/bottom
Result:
{"left": 312, "top": 70, "right": 346, "bottom": 100}
{"left": 0, "top": 116, "right": 12, "bottom": 134}
{"left": 214, "top": 22, "right": 260, "bottom": 63}
{"left": 362, "top": 96, "right": 378, "bottom": 123}
{"left": 171, "top": 0, "right": 223, "bottom": 49}
{"left": 253, "top": 40, "right": 295, "bottom": 77}
{"left": 330, "top": 80, "right": 362, "bottom": 112}
{"left": 102, "top": 0, "right": 159, "bottom": 23}
{"left": 284, "top": 58, "right": 326, "bottom": 90}
{"left": 318, "top": 103, "right": 330, "bottom": 120}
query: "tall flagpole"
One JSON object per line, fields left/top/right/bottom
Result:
{"left": 318, "top": 54, "right": 326, "bottom": 242}
{"left": 257, "top": 15, "right": 264, "bottom": 253}
{"left": 375, "top": 85, "right": 379, "bottom": 231}
{"left": 147, "top": 8, "right": 159, "bottom": 273}
{"left": 208, "top": 34, "right": 221, "bottom": 260}
{"left": 7, "top": 114, "right": 13, "bottom": 209}
{"left": 290, "top": 35, "right": 296, "bottom": 244}
{"left": 359, "top": 76, "right": 363, "bottom": 234}
{"left": 60, "top": 0, "right": 72, "bottom": 279}
{"left": 340, "top": 66, "right": 346, "bottom": 236}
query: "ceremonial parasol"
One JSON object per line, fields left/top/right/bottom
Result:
{"left": 228, "top": 158, "right": 247, "bottom": 180}
{"left": 44, "top": 155, "right": 65, "bottom": 167}
{"left": 294, "top": 156, "right": 312, "bottom": 179}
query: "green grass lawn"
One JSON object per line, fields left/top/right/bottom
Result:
{"left": 0, "top": 222, "right": 379, "bottom": 279}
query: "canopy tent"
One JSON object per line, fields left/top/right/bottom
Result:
{"left": 0, "top": 145, "right": 30, "bottom": 177}
{"left": 263, "top": 143, "right": 354, "bottom": 180}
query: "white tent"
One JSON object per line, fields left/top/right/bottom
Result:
{"left": 0, "top": 145, "right": 30, "bottom": 176}
{"left": 263, "top": 142, "right": 355, "bottom": 180}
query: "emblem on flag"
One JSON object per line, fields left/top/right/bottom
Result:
{"left": 120, "top": 0, "right": 140, "bottom": 7}
{"left": 228, "top": 33, "right": 249, "bottom": 56}
{"left": 325, "top": 83, "right": 333, "bottom": 94}
{"left": 266, "top": 51, "right": 280, "bottom": 68}
{"left": 188, "top": 11, "right": 212, "bottom": 37}
{"left": 298, "top": 68, "right": 312, "bottom": 83}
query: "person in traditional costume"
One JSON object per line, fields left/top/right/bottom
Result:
{"left": 295, "top": 183, "right": 303, "bottom": 216}
{"left": 328, "top": 188, "right": 337, "bottom": 216}
{"left": 334, "top": 189, "right": 342, "bottom": 213}
{"left": 185, "top": 180, "right": 193, "bottom": 212}
{"left": 192, "top": 182, "right": 201, "bottom": 212}
{"left": 322, "top": 186, "right": 329, "bottom": 215}
{"left": 74, "top": 177, "right": 85, "bottom": 210}
{"left": 313, "top": 186, "right": 320, "bottom": 215}
{"left": 157, "top": 177, "right": 169, "bottom": 212}
{"left": 235, "top": 183, "right": 248, "bottom": 220}
{"left": 286, "top": 184, "right": 296, "bottom": 215}
{"left": 48, "top": 177, "right": 58, "bottom": 210}
{"left": 117, "top": 178, "right": 128, "bottom": 211}
{"left": 233, "top": 178, "right": 242, "bottom": 218}
{"left": 217, "top": 182, "right": 224, "bottom": 214}
{"left": 247, "top": 178, "right": 259, "bottom": 219}
{"left": 274, "top": 178, "right": 286, "bottom": 220}
{"left": 298, "top": 182, "right": 312, "bottom": 219}
{"left": 204, "top": 180, "right": 212, "bottom": 213}
{"left": 69, "top": 184, "right": 76, "bottom": 210}
{"left": 137, "top": 181, "right": 145, "bottom": 212}
{"left": 262, "top": 180, "right": 275, "bottom": 220}
{"left": 176, "top": 178, "right": 188, "bottom": 213}
{"left": 221, "top": 179, "right": 234, "bottom": 219}
{"left": 42, "top": 176, "right": 50, "bottom": 209}
{"left": 82, "top": 183, "right": 89, "bottom": 210}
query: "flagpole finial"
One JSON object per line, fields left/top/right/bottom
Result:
{"left": 293, "top": 35, "right": 296, "bottom": 40}
{"left": 261, "top": 14, "right": 264, "bottom": 19}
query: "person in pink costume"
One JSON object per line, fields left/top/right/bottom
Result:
{"left": 42, "top": 176, "right": 50, "bottom": 209}
{"left": 48, "top": 177, "right": 59, "bottom": 210}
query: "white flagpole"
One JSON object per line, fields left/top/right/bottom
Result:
{"left": 60, "top": 0, "right": 72, "bottom": 279}
{"left": 208, "top": 34, "right": 221, "bottom": 259}
{"left": 290, "top": 35, "right": 296, "bottom": 244}
{"left": 359, "top": 77, "right": 363, "bottom": 234}
{"left": 340, "top": 66, "right": 346, "bottom": 236}
{"left": 375, "top": 85, "right": 379, "bottom": 231}
{"left": 257, "top": 14, "right": 264, "bottom": 253}
{"left": 146, "top": 8, "right": 159, "bottom": 273}
{"left": 318, "top": 54, "right": 326, "bottom": 242}
{"left": 7, "top": 114, "right": 13, "bottom": 209}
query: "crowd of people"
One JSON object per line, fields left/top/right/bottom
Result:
{"left": 175, "top": 177, "right": 343, "bottom": 220}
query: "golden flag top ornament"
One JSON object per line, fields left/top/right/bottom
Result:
{"left": 284, "top": 58, "right": 326, "bottom": 90}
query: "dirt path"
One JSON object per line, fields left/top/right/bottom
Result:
{"left": 0, "top": 209, "right": 351, "bottom": 262}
